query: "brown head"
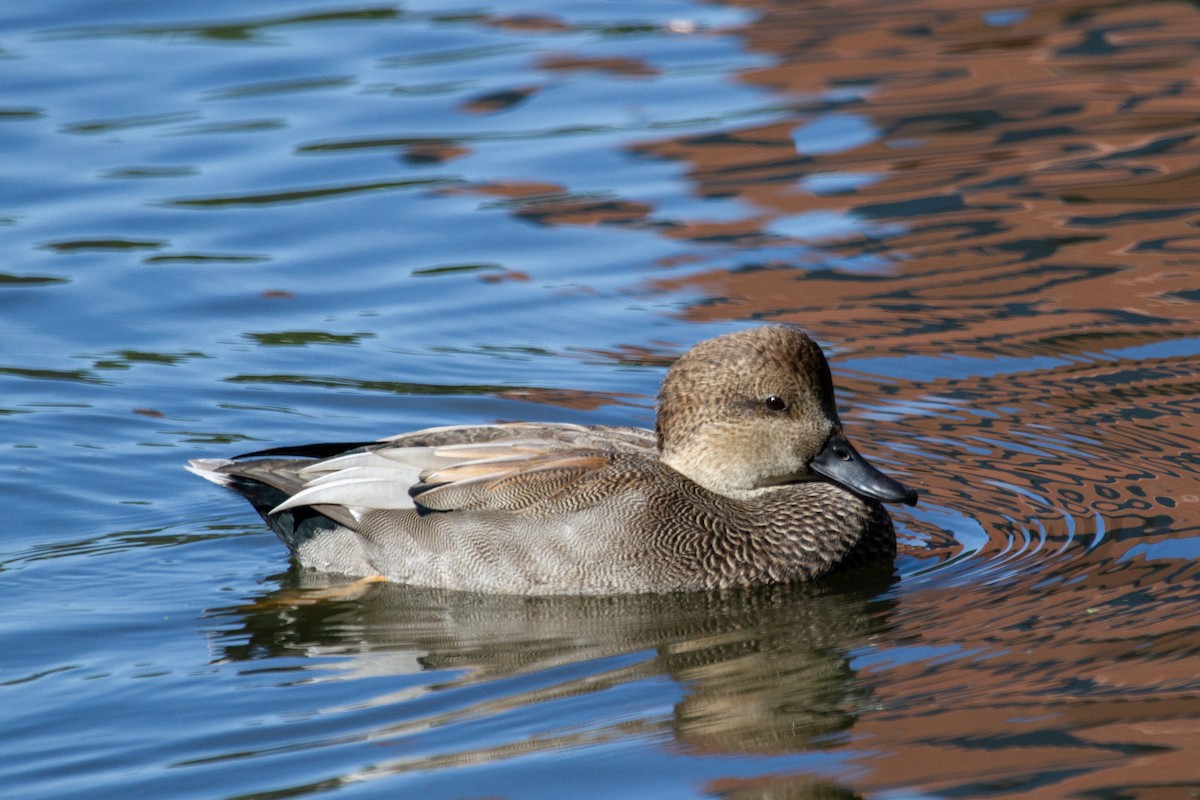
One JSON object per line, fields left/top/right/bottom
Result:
{"left": 656, "top": 326, "right": 917, "bottom": 505}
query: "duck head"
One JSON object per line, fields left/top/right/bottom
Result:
{"left": 656, "top": 325, "right": 918, "bottom": 506}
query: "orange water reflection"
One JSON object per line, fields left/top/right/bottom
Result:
{"left": 483, "top": 1, "right": 1200, "bottom": 797}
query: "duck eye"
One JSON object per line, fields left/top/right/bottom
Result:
{"left": 764, "top": 395, "right": 788, "bottom": 412}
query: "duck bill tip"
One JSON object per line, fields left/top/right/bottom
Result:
{"left": 810, "top": 434, "right": 918, "bottom": 507}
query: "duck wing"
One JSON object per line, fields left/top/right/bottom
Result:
{"left": 266, "top": 423, "right": 654, "bottom": 519}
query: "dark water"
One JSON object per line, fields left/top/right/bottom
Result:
{"left": 4, "top": 1, "right": 1199, "bottom": 797}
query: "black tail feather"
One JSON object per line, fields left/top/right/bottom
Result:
{"left": 233, "top": 441, "right": 375, "bottom": 460}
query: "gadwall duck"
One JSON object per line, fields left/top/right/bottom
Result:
{"left": 188, "top": 326, "right": 917, "bottom": 594}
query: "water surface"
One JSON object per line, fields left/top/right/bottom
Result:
{"left": 3, "top": 1, "right": 1199, "bottom": 798}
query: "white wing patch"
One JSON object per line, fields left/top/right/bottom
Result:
{"left": 272, "top": 464, "right": 424, "bottom": 514}
{"left": 269, "top": 436, "right": 582, "bottom": 516}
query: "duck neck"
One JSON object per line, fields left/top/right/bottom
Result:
{"left": 661, "top": 447, "right": 753, "bottom": 499}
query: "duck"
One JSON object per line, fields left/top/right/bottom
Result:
{"left": 188, "top": 325, "right": 917, "bottom": 595}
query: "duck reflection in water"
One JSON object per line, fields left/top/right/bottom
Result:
{"left": 209, "top": 569, "right": 897, "bottom": 763}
